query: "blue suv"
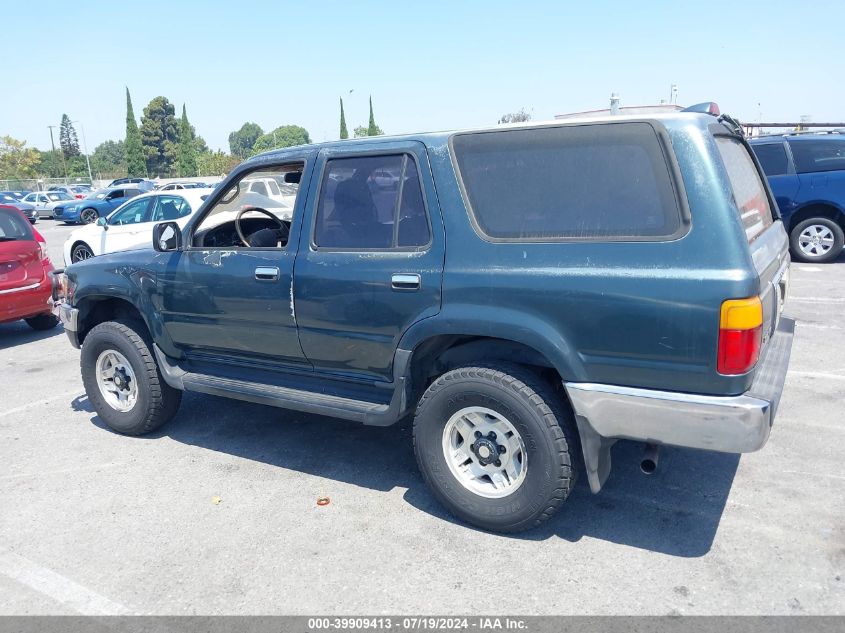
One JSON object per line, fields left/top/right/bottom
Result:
{"left": 749, "top": 133, "right": 845, "bottom": 262}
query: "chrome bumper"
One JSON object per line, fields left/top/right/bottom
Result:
{"left": 53, "top": 301, "right": 81, "bottom": 348}
{"left": 565, "top": 317, "right": 795, "bottom": 492}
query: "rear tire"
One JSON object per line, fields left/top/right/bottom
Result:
{"left": 25, "top": 313, "right": 59, "bottom": 330}
{"left": 413, "top": 364, "right": 577, "bottom": 533}
{"left": 81, "top": 320, "right": 181, "bottom": 436}
{"left": 790, "top": 217, "right": 844, "bottom": 263}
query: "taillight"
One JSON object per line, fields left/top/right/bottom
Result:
{"left": 718, "top": 297, "right": 763, "bottom": 374}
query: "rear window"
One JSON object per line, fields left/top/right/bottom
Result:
{"left": 0, "top": 209, "right": 34, "bottom": 240}
{"left": 715, "top": 137, "right": 774, "bottom": 243}
{"left": 751, "top": 142, "right": 789, "bottom": 176}
{"left": 451, "top": 122, "right": 683, "bottom": 241}
{"left": 789, "top": 139, "right": 845, "bottom": 174}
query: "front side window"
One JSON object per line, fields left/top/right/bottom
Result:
{"left": 109, "top": 198, "right": 152, "bottom": 225}
{"left": 751, "top": 143, "right": 789, "bottom": 176}
{"left": 789, "top": 139, "right": 845, "bottom": 174}
{"left": 452, "top": 123, "right": 682, "bottom": 241}
{"left": 192, "top": 165, "right": 302, "bottom": 248}
{"left": 314, "top": 154, "right": 430, "bottom": 249}
{"left": 716, "top": 137, "right": 775, "bottom": 243}
{"left": 151, "top": 195, "right": 192, "bottom": 221}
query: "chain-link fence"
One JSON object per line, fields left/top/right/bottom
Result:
{"left": 0, "top": 176, "right": 101, "bottom": 192}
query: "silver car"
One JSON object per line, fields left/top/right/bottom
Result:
{"left": 22, "top": 191, "right": 77, "bottom": 218}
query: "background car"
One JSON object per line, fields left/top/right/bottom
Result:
{"left": 0, "top": 205, "right": 58, "bottom": 330}
{"left": 0, "top": 193, "right": 38, "bottom": 223}
{"left": 48, "top": 185, "right": 91, "bottom": 199}
{"left": 22, "top": 191, "right": 76, "bottom": 219}
{"left": 53, "top": 186, "right": 144, "bottom": 224}
{"left": 156, "top": 182, "right": 209, "bottom": 191}
{"left": 63, "top": 188, "right": 211, "bottom": 263}
{"left": 0, "top": 190, "right": 29, "bottom": 201}
{"left": 106, "top": 178, "right": 155, "bottom": 191}
{"left": 750, "top": 132, "right": 845, "bottom": 262}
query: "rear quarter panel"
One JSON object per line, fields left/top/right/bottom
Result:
{"left": 419, "top": 120, "right": 764, "bottom": 396}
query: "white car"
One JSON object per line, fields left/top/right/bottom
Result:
{"left": 22, "top": 191, "right": 77, "bottom": 218}
{"left": 63, "top": 189, "right": 211, "bottom": 264}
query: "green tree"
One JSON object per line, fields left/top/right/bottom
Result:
{"left": 251, "top": 125, "right": 311, "bottom": 154}
{"left": 91, "top": 140, "right": 126, "bottom": 178}
{"left": 59, "top": 114, "right": 80, "bottom": 159}
{"left": 124, "top": 88, "right": 146, "bottom": 177}
{"left": 339, "top": 97, "right": 349, "bottom": 140}
{"left": 228, "top": 122, "right": 263, "bottom": 159}
{"left": 498, "top": 108, "right": 532, "bottom": 124}
{"left": 35, "top": 149, "right": 65, "bottom": 178}
{"left": 141, "top": 96, "right": 179, "bottom": 177}
{"left": 353, "top": 126, "right": 368, "bottom": 138}
{"left": 197, "top": 150, "right": 240, "bottom": 177}
{"left": 0, "top": 136, "right": 41, "bottom": 180}
{"left": 177, "top": 104, "right": 198, "bottom": 177}
{"left": 367, "top": 95, "right": 382, "bottom": 136}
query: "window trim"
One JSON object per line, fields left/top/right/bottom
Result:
{"left": 448, "top": 120, "right": 691, "bottom": 244}
{"left": 310, "top": 150, "right": 434, "bottom": 253}
{"left": 184, "top": 160, "right": 307, "bottom": 251}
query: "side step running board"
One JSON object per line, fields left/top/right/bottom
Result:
{"left": 153, "top": 345, "right": 411, "bottom": 426}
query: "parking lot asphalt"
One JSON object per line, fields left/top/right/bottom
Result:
{"left": 1, "top": 219, "right": 843, "bottom": 615}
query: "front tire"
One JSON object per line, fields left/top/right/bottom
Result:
{"left": 80, "top": 208, "right": 99, "bottom": 224}
{"left": 81, "top": 320, "right": 181, "bottom": 436}
{"left": 413, "top": 365, "right": 577, "bottom": 533}
{"left": 790, "top": 217, "right": 844, "bottom": 263}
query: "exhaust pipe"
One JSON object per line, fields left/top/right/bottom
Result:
{"left": 641, "top": 443, "right": 659, "bottom": 474}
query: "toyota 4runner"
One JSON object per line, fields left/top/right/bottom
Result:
{"left": 53, "top": 109, "right": 794, "bottom": 533}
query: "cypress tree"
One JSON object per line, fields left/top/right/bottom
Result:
{"left": 339, "top": 97, "right": 348, "bottom": 140}
{"left": 177, "top": 104, "right": 198, "bottom": 177}
{"left": 124, "top": 88, "right": 146, "bottom": 177}
{"left": 367, "top": 95, "right": 378, "bottom": 137}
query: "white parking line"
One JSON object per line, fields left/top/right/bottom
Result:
{"left": 0, "top": 390, "right": 84, "bottom": 420}
{"left": 788, "top": 370, "right": 845, "bottom": 382}
{"left": 0, "top": 547, "right": 133, "bottom": 615}
{"left": 788, "top": 297, "right": 845, "bottom": 304}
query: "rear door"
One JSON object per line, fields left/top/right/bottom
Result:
{"left": 750, "top": 141, "right": 800, "bottom": 220}
{"left": 789, "top": 137, "right": 845, "bottom": 206}
{"left": 294, "top": 141, "right": 444, "bottom": 383}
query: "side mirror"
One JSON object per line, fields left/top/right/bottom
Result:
{"left": 153, "top": 221, "right": 182, "bottom": 252}
{"left": 96, "top": 217, "right": 108, "bottom": 229}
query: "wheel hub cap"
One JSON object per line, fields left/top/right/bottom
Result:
{"left": 95, "top": 350, "right": 138, "bottom": 412}
{"left": 442, "top": 406, "right": 527, "bottom": 499}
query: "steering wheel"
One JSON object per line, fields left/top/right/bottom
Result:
{"left": 234, "top": 207, "right": 287, "bottom": 247}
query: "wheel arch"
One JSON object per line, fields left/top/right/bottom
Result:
{"left": 75, "top": 296, "right": 150, "bottom": 347}
{"left": 788, "top": 202, "right": 845, "bottom": 232}
{"left": 69, "top": 240, "right": 93, "bottom": 261}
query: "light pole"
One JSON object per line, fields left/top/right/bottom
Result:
{"left": 47, "top": 125, "right": 68, "bottom": 181}
{"left": 71, "top": 120, "right": 94, "bottom": 183}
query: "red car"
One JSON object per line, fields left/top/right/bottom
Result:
{"left": 0, "top": 205, "right": 59, "bottom": 330}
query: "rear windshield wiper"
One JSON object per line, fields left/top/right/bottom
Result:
{"left": 0, "top": 236, "right": 20, "bottom": 241}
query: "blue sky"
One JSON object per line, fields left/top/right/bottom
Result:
{"left": 2, "top": 0, "right": 842, "bottom": 153}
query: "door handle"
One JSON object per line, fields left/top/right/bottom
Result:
{"left": 255, "top": 266, "right": 280, "bottom": 281}
{"left": 391, "top": 273, "right": 421, "bottom": 290}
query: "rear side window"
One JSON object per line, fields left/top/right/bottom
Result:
{"left": 0, "top": 209, "right": 34, "bottom": 240}
{"left": 789, "top": 139, "right": 845, "bottom": 174}
{"left": 752, "top": 143, "right": 789, "bottom": 176}
{"left": 451, "top": 122, "right": 682, "bottom": 241}
{"left": 715, "top": 137, "right": 774, "bottom": 243}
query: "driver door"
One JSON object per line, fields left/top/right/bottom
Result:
{"left": 157, "top": 159, "right": 313, "bottom": 369}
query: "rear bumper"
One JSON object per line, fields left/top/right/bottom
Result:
{"left": 565, "top": 317, "right": 795, "bottom": 492}
{"left": 0, "top": 276, "right": 53, "bottom": 323}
